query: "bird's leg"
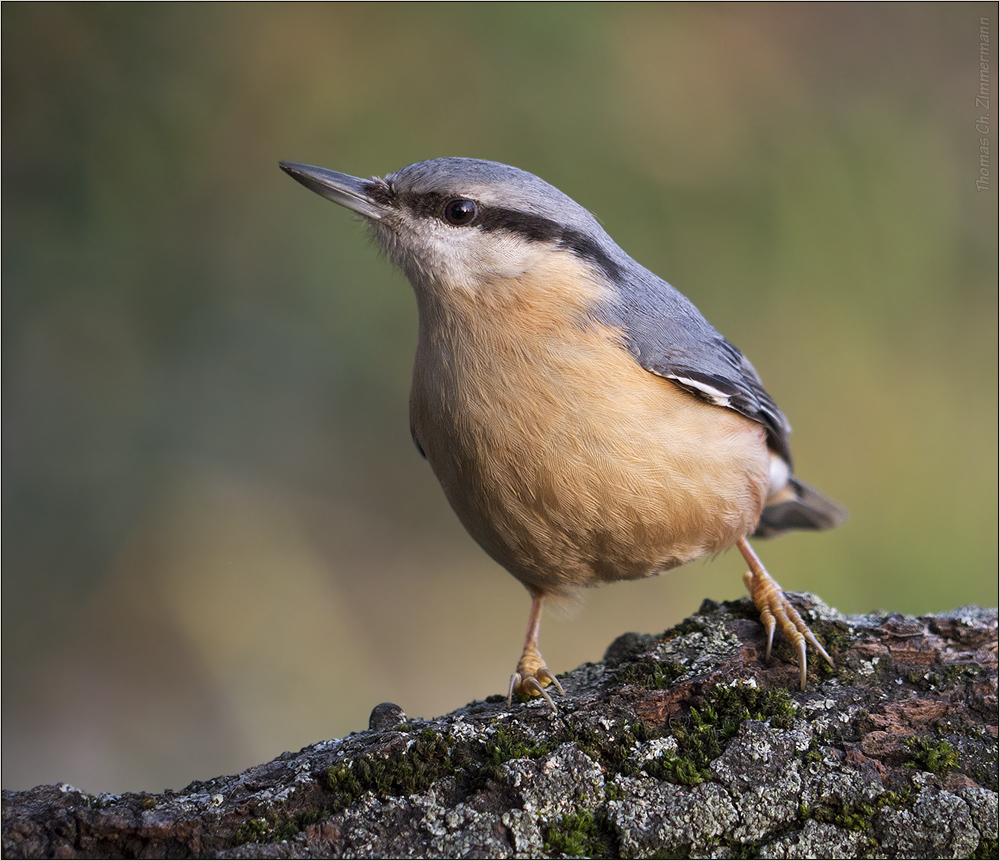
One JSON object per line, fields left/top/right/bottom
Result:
{"left": 738, "top": 536, "right": 833, "bottom": 690}
{"left": 507, "top": 588, "right": 565, "bottom": 711}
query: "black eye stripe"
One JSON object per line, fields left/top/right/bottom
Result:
{"left": 399, "top": 191, "right": 450, "bottom": 219}
{"left": 481, "top": 208, "right": 621, "bottom": 280}
{"left": 477, "top": 207, "right": 561, "bottom": 242}
{"left": 398, "top": 193, "right": 621, "bottom": 280}
{"left": 557, "top": 230, "right": 622, "bottom": 281}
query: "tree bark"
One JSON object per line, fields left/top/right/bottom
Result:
{"left": 3, "top": 597, "right": 997, "bottom": 859}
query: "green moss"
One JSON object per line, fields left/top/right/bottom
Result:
{"left": 905, "top": 662, "right": 987, "bottom": 691}
{"left": 465, "top": 724, "right": 551, "bottom": 790}
{"left": 323, "top": 720, "right": 663, "bottom": 813}
{"left": 644, "top": 748, "right": 713, "bottom": 786}
{"left": 805, "top": 788, "right": 912, "bottom": 837}
{"left": 730, "top": 840, "right": 765, "bottom": 859}
{"left": 668, "top": 616, "right": 709, "bottom": 637}
{"left": 974, "top": 839, "right": 1000, "bottom": 860}
{"left": 705, "top": 683, "right": 797, "bottom": 733}
{"left": 325, "top": 762, "right": 363, "bottom": 807}
{"left": 564, "top": 720, "right": 662, "bottom": 780}
{"left": 804, "top": 744, "right": 824, "bottom": 764}
{"left": 612, "top": 656, "right": 685, "bottom": 689}
{"left": 486, "top": 724, "right": 555, "bottom": 764}
{"left": 229, "top": 817, "right": 272, "bottom": 846}
{"left": 543, "top": 810, "right": 616, "bottom": 858}
{"left": 605, "top": 780, "right": 626, "bottom": 802}
{"left": 226, "top": 806, "right": 337, "bottom": 847}
{"left": 811, "top": 619, "right": 851, "bottom": 659}
{"left": 269, "top": 809, "right": 327, "bottom": 842}
{"left": 905, "top": 736, "right": 959, "bottom": 773}
{"left": 811, "top": 800, "right": 873, "bottom": 832}
{"left": 325, "top": 729, "right": 460, "bottom": 810}
{"left": 641, "top": 683, "right": 798, "bottom": 787}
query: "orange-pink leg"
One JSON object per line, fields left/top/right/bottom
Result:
{"left": 507, "top": 588, "right": 565, "bottom": 711}
{"left": 738, "top": 536, "right": 833, "bottom": 690}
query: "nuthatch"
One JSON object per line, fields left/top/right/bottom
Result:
{"left": 280, "top": 157, "right": 847, "bottom": 707}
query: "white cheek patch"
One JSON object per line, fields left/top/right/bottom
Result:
{"left": 474, "top": 233, "right": 550, "bottom": 280}
{"left": 424, "top": 230, "right": 551, "bottom": 290}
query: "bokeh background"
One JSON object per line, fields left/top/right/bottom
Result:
{"left": 4, "top": 4, "right": 996, "bottom": 794}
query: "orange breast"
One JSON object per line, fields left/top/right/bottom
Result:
{"left": 409, "top": 252, "right": 770, "bottom": 596}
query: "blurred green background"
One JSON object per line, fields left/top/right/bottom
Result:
{"left": 3, "top": 3, "right": 996, "bottom": 794}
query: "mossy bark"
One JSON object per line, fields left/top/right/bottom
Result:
{"left": 3, "top": 598, "right": 997, "bottom": 859}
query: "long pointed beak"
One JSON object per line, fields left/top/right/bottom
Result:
{"left": 279, "top": 162, "right": 385, "bottom": 220}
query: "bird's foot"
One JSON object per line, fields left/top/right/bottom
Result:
{"left": 739, "top": 538, "right": 833, "bottom": 690}
{"left": 507, "top": 644, "right": 564, "bottom": 711}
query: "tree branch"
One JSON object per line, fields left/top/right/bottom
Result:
{"left": 3, "top": 597, "right": 997, "bottom": 859}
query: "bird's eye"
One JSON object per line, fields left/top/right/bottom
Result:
{"left": 443, "top": 198, "right": 478, "bottom": 226}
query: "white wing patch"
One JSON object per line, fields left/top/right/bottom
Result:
{"left": 663, "top": 374, "right": 734, "bottom": 408}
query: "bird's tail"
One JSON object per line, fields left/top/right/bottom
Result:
{"left": 754, "top": 476, "right": 848, "bottom": 538}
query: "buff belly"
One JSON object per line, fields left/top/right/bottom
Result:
{"left": 410, "top": 306, "right": 771, "bottom": 598}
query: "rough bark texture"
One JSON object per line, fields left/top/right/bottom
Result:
{"left": 3, "top": 597, "right": 998, "bottom": 860}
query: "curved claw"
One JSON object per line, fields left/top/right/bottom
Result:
{"left": 522, "top": 676, "right": 558, "bottom": 712}
{"left": 536, "top": 667, "right": 566, "bottom": 698}
{"left": 507, "top": 673, "right": 521, "bottom": 709}
{"left": 739, "top": 537, "right": 833, "bottom": 691}
{"left": 748, "top": 574, "right": 778, "bottom": 662}
{"left": 508, "top": 670, "right": 563, "bottom": 712}
{"left": 795, "top": 639, "right": 808, "bottom": 691}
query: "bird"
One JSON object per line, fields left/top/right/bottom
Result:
{"left": 279, "top": 157, "right": 847, "bottom": 709}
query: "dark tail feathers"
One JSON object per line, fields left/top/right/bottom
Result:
{"left": 754, "top": 477, "right": 848, "bottom": 539}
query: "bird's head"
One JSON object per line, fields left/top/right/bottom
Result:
{"left": 280, "top": 158, "right": 624, "bottom": 302}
